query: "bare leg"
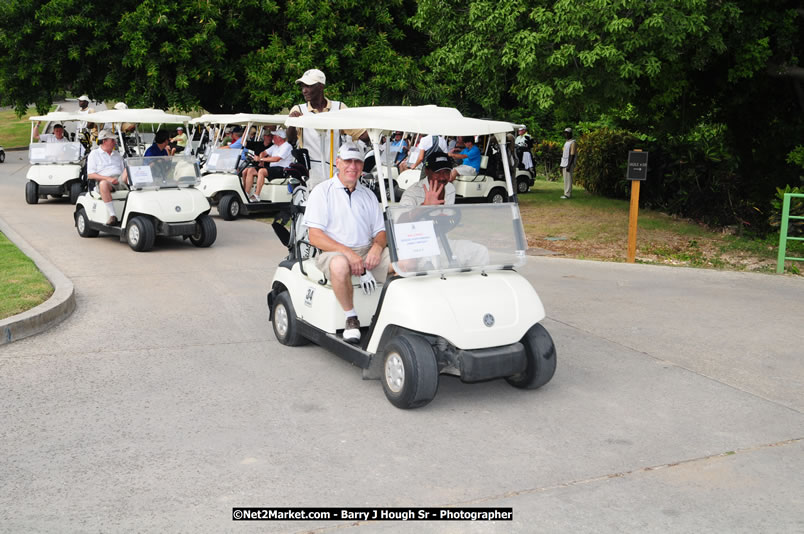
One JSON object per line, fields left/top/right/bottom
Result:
{"left": 99, "top": 180, "right": 113, "bottom": 202}
{"left": 243, "top": 169, "right": 255, "bottom": 196}
{"left": 255, "top": 169, "right": 267, "bottom": 198}
{"left": 329, "top": 255, "right": 354, "bottom": 311}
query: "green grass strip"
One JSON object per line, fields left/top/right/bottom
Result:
{"left": 0, "top": 231, "right": 53, "bottom": 320}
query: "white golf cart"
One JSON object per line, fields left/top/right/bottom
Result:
{"left": 194, "top": 113, "right": 301, "bottom": 220}
{"left": 73, "top": 109, "right": 216, "bottom": 252}
{"left": 449, "top": 133, "right": 533, "bottom": 203}
{"left": 0, "top": 144, "right": 5, "bottom": 163}
{"left": 268, "top": 105, "right": 556, "bottom": 409}
{"left": 25, "top": 111, "right": 90, "bottom": 204}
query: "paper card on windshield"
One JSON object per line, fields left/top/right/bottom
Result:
{"left": 394, "top": 221, "right": 440, "bottom": 260}
{"left": 129, "top": 165, "right": 154, "bottom": 186}
{"left": 208, "top": 153, "right": 220, "bottom": 167}
{"left": 30, "top": 146, "right": 47, "bottom": 161}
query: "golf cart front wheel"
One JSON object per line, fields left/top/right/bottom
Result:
{"left": 506, "top": 323, "right": 557, "bottom": 390}
{"left": 271, "top": 291, "right": 307, "bottom": 346}
{"left": 381, "top": 334, "right": 439, "bottom": 409}
{"left": 487, "top": 188, "right": 508, "bottom": 204}
{"left": 218, "top": 193, "right": 241, "bottom": 221}
{"left": 25, "top": 181, "right": 39, "bottom": 204}
{"left": 75, "top": 208, "right": 99, "bottom": 238}
{"left": 190, "top": 214, "right": 217, "bottom": 247}
{"left": 69, "top": 181, "right": 83, "bottom": 204}
{"left": 126, "top": 216, "right": 156, "bottom": 252}
{"left": 0, "top": 151, "right": 5, "bottom": 163}
{"left": 517, "top": 178, "right": 530, "bottom": 194}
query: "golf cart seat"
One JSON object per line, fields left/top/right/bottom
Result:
{"left": 88, "top": 179, "right": 130, "bottom": 200}
{"left": 455, "top": 154, "right": 489, "bottom": 182}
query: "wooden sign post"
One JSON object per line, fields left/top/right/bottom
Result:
{"left": 626, "top": 150, "right": 648, "bottom": 263}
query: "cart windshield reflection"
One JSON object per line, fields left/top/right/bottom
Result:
{"left": 202, "top": 148, "right": 240, "bottom": 173}
{"left": 28, "top": 142, "right": 83, "bottom": 164}
{"left": 386, "top": 203, "right": 527, "bottom": 277}
{"left": 125, "top": 156, "right": 200, "bottom": 190}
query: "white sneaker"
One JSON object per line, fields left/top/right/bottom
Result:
{"left": 249, "top": 193, "right": 259, "bottom": 202}
{"left": 343, "top": 316, "right": 361, "bottom": 343}
{"left": 560, "top": 195, "right": 570, "bottom": 199}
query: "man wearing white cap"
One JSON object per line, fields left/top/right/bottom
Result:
{"left": 560, "top": 127, "right": 577, "bottom": 199}
{"left": 245, "top": 128, "right": 294, "bottom": 202}
{"left": 287, "top": 69, "right": 365, "bottom": 189}
{"left": 76, "top": 94, "right": 95, "bottom": 129}
{"left": 303, "top": 142, "right": 390, "bottom": 343}
{"left": 171, "top": 126, "right": 188, "bottom": 153}
{"left": 87, "top": 129, "right": 128, "bottom": 226}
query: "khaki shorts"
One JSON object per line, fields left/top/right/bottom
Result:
{"left": 315, "top": 245, "right": 391, "bottom": 283}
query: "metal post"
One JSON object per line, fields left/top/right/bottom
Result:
{"left": 777, "top": 193, "right": 792, "bottom": 273}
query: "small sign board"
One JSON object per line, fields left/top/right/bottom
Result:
{"left": 627, "top": 151, "right": 649, "bottom": 181}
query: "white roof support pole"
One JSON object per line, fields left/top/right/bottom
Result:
{"left": 495, "top": 132, "right": 515, "bottom": 198}
{"left": 368, "top": 129, "right": 388, "bottom": 210}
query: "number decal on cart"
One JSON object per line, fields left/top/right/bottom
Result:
{"left": 304, "top": 287, "right": 315, "bottom": 307}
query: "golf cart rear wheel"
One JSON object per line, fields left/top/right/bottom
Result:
{"left": 126, "top": 216, "right": 156, "bottom": 252}
{"left": 25, "top": 181, "right": 39, "bottom": 204}
{"left": 75, "top": 208, "right": 99, "bottom": 238}
{"left": 381, "top": 334, "right": 439, "bottom": 409}
{"left": 506, "top": 323, "right": 557, "bottom": 390}
{"left": 517, "top": 178, "right": 530, "bottom": 194}
{"left": 271, "top": 291, "right": 307, "bottom": 346}
{"left": 487, "top": 187, "right": 508, "bottom": 204}
{"left": 190, "top": 214, "right": 217, "bottom": 247}
{"left": 69, "top": 181, "right": 83, "bottom": 204}
{"left": 218, "top": 193, "right": 241, "bottom": 221}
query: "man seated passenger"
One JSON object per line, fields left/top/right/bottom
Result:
{"left": 87, "top": 130, "right": 128, "bottom": 226}
{"left": 144, "top": 130, "right": 173, "bottom": 157}
{"left": 449, "top": 136, "right": 481, "bottom": 180}
{"left": 399, "top": 151, "right": 489, "bottom": 271}
{"left": 244, "top": 128, "right": 294, "bottom": 202}
{"left": 304, "top": 142, "right": 392, "bottom": 343}
{"left": 33, "top": 122, "right": 69, "bottom": 143}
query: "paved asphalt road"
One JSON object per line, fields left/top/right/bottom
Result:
{"left": 0, "top": 155, "right": 802, "bottom": 533}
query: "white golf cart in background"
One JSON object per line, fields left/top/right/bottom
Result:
{"left": 0, "top": 144, "right": 5, "bottom": 163}
{"left": 268, "top": 106, "right": 556, "bottom": 409}
{"left": 73, "top": 109, "right": 216, "bottom": 252}
{"left": 194, "top": 113, "right": 302, "bottom": 220}
{"left": 25, "top": 111, "right": 89, "bottom": 204}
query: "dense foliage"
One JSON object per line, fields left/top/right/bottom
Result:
{"left": 1, "top": 0, "right": 801, "bottom": 229}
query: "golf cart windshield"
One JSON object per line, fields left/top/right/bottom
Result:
{"left": 386, "top": 203, "right": 527, "bottom": 277}
{"left": 125, "top": 155, "right": 200, "bottom": 190}
{"left": 203, "top": 148, "right": 241, "bottom": 173}
{"left": 29, "top": 142, "right": 83, "bottom": 164}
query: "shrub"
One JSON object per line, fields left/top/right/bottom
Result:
{"left": 574, "top": 128, "right": 637, "bottom": 198}
{"left": 532, "top": 139, "right": 562, "bottom": 180}
{"left": 769, "top": 185, "right": 804, "bottom": 236}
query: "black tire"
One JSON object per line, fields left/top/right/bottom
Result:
{"left": 75, "top": 208, "right": 99, "bottom": 238}
{"left": 190, "top": 214, "right": 217, "bottom": 247}
{"left": 487, "top": 187, "right": 508, "bottom": 204}
{"left": 271, "top": 291, "right": 308, "bottom": 346}
{"left": 517, "top": 178, "right": 530, "bottom": 194}
{"left": 506, "top": 323, "right": 557, "bottom": 390}
{"left": 126, "top": 216, "right": 156, "bottom": 252}
{"left": 218, "top": 193, "right": 241, "bottom": 221}
{"left": 0, "top": 151, "right": 5, "bottom": 163}
{"left": 381, "top": 333, "right": 439, "bottom": 409}
{"left": 68, "top": 181, "right": 83, "bottom": 204}
{"left": 25, "top": 181, "right": 39, "bottom": 204}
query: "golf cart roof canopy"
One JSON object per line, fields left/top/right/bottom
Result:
{"left": 84, "top": 108, "right": 191, "bottom": 124}
{"left": 190, "top": 113, "right": 288, "bottom": 126}
{"left": 29, "top": 111, "right": 88, "bottom": 122}
{"left": 285, "top": 105, "right": 516, "bottom": 136}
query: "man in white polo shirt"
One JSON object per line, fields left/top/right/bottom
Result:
{"left": 87, "top": 129, "right": 128, "bottom": 226}
{"left": 304, "top": 142, "right": 390, "bottom": 343}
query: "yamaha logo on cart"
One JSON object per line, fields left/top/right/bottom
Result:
{"left": 304, "top": 287, "right": 315, "bottom": 307}
{"left": 483, "top": 314, "right": 495, "bottom": 327}
{"left": 175, "top": 206, "right": 181, "bottom": 212}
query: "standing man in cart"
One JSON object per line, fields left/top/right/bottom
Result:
{"left": 287, "top": 69, "right": 366, "bottom": 189}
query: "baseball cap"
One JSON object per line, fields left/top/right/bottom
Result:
{"left": 176, "top": 126, "right": 183, "bottom": 131}
{"left": 425, "top": 151, "right": 453, "bottom": 172}
{"left": 272, "top": 128, "right": 287, "bottom": 139}
{"left": 78, "top": 95, "right": 90, "bottom": 102}
{"left": 337, "top": 142, "right": 364, "bottom": 161}
{"left": 296, "top": 69, "right": 326, "bottom": 86}
{"left": 97, "top": 129, "right": 116, "bottom": 141}
{"left": 114, "top": 102, "right": 128, "bottom": 110}
{"left": 564, "top": 127, "right": 573, "bottom": 134}
{"left": 231, "top": 126, "right": 244, "bottom": 134}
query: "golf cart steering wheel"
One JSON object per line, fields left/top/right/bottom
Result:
{"left": 423, "top": 206, "right": 461, "bottom": 234}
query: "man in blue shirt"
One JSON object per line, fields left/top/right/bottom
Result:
{"left": 449, "top": 136, "right": 481, "bottom": 180}
{"left": 144, "top": 130, "right": 172, "bottom": 157}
